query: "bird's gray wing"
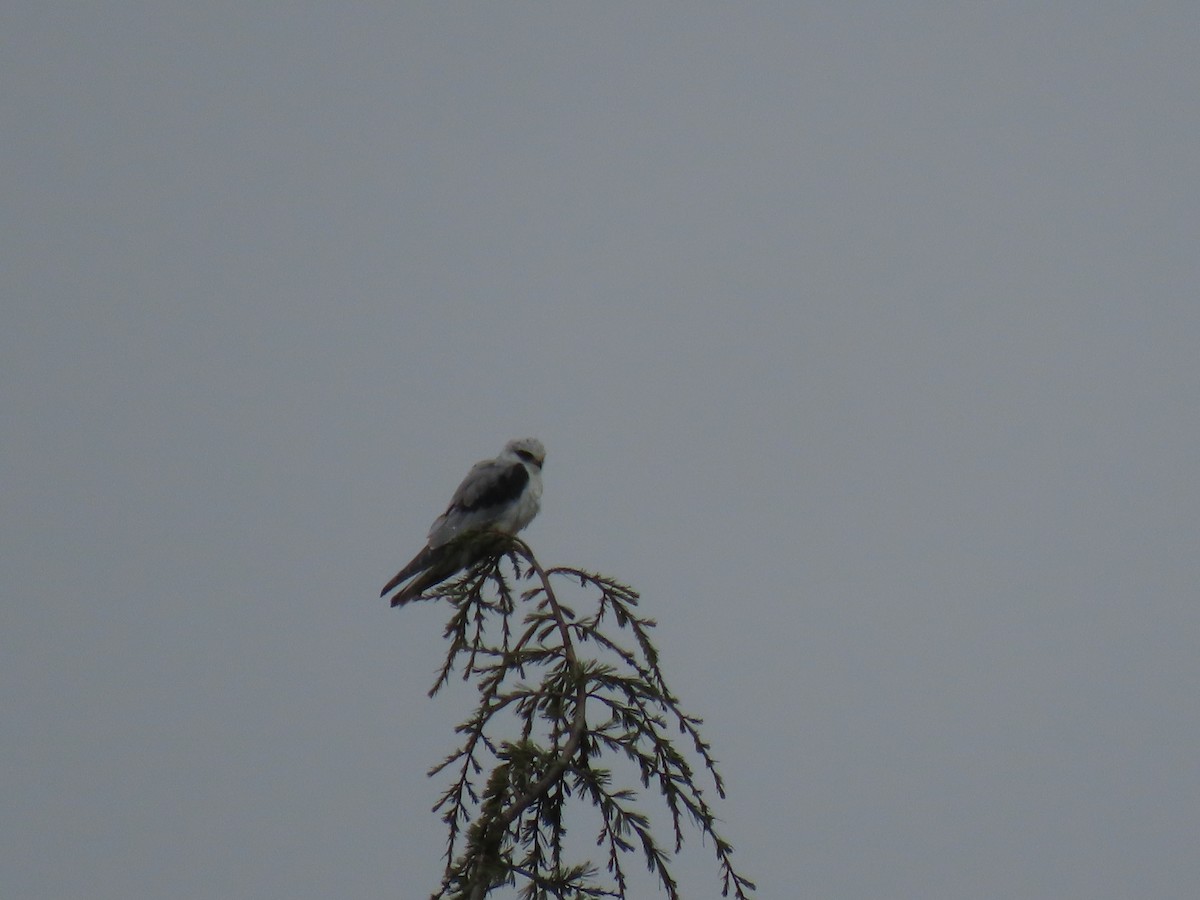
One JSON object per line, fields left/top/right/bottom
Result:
{"left": 428, "top": 459, "right": 530, "bottom": 546}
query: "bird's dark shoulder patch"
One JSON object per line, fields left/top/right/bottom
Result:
{"left": 459, "top": 462, "right": 529, "bottom": 512}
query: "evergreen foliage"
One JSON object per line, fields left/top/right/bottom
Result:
{"left": 405, "top": 537, "right": 755, "bottom": 900}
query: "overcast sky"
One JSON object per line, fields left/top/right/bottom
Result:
{"left": 4, "top": 3, "right": 1198, "bottom": 899}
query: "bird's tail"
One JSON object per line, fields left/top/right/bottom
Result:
{"left": 381, "top": 531, "right": 518, "bottom": 607}
{"left": 380, "top": 546, "right": 435, "bottom": 598}
{"left": 388, "top": 565, "right": 451, "bottom": 607}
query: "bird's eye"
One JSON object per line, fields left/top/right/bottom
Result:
{"left": 516, "top": 449, "right": 541, "bottom": 467}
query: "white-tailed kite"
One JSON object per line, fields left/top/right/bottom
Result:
{"left": 380, "top": 438, "right": 546, "bottom": 607}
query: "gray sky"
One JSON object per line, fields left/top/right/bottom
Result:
{"left": 4, "top": 3, "right": 1198, "bottom": 898}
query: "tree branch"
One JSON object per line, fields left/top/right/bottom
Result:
{"left": 465, "top": 539, "right": 589, "bottom": 900}
{"left": 413, "top": 539, "right": 755, "bottom": 900}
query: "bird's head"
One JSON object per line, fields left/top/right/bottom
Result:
{"left": 504, "top": 437, "right": 546, "bottom": 470}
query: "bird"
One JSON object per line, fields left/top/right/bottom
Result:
{"left": 380, "top": 438, "right": 545, "bottom": 607}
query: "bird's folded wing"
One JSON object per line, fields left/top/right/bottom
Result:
{"left": 449, "top": 460, "right": 529, "bottom": 512}
{"left": 428, "top": 461, "right": 529, "bottom": 545}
